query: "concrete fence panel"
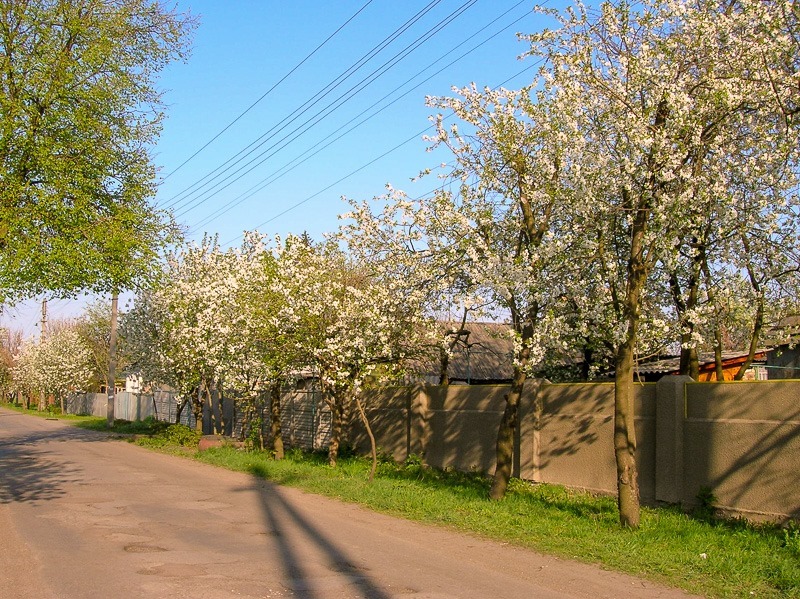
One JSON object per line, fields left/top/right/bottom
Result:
{"left": 356, "top": 386, "right": 414, "bottom": 461}
{"left": 423, "top": 385, "right": 508, "bottom": 474}
{"left": 682, "top": 380, "right": 800, "bottom": 520}
{"left": 537, "top": 383, "right": 615, "bottom": 494}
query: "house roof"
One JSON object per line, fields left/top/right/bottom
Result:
{"left": 768, "top": 315, "right": 800, "bottom": 344}
{"left": 635, "top": 350, "right": 768, "bottom": 375}
{"left": 444, "top": 322, "right": 514, "bottom": 382}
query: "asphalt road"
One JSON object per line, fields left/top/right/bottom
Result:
{"left": 0, "top": 408, "right": 700, "bottom": 599}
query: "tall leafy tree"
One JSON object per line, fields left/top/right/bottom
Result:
{"left": 0, "top": 0, "right": 194, "bottom": 302}
{"left": 74, "top": 300, "right": 127, "bottom": 388}
{"left": 0, "top": 325, "right": 21, "bottom": 400}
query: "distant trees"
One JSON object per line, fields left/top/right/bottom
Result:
{"left": 12, "top": 323, "right": 93, "bottom": 412}
{"left": 73, "top": 300, "right": 128, "bottom": 389}
{"left": 0, "top": 327, "right": 21, "bottom": 401}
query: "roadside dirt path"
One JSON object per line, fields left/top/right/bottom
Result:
{"left": 0, "top": 408, "right": 701, "bottom": 599}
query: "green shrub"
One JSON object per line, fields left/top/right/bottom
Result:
{"left": 162, "top": 424, "right": 201, "bottom": 447}
{"left": 694, "top": 486, "right": 718, "bottom": 521}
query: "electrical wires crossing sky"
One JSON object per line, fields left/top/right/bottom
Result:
{"left": 155, "top": 0, "right": 557, "bottom": 246}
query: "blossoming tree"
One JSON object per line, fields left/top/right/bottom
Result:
{"left": 275, "top": 234, "right": 437, "bottom": 475}
{"left": 525, "top": 0, "right": 800, "bottom": 526}
{"left": 12, "top": 325, "right": 93, "bottom": 413}
{"left": 122, "top": 236, "right": 235, "bottom": 429}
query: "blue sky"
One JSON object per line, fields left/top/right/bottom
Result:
{"left": 3, "top": 0, "right": 562, "bottom": 335}
{"left": 156, "top": 0, "right": 560, "bottom": 246}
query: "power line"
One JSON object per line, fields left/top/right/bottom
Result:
{"left": 172, "top": 0, "right": 479, "bottom": 219}
{"left": 161, "top": 0, "right": 377, "bottom": 181}
{"left": 219, "top": 58, "right": 544, "bottom": 247}
{"left": 190, "top": 2, "right": 533, "bottom": 232}
{"left": 161, "top": 0, "right": 447, "bottom": 211}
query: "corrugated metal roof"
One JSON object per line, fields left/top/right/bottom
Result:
{"left": 435, "top": 322, "right": 515, "bottom": 382}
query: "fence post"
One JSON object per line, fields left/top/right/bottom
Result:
{"left": 409, "top": 384, "right": 431, "bottom": 459}
{"left": 519, "top": 379, "right": 545, "bottom": 481}
{"left": 655, "top": 375, "right": 692, "bottom": 504}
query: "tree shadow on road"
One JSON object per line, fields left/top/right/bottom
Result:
{"left": 246, "top": 467, "right": 392, "bottom": 599}
{"left": 0, "top": 446, "right": 84, "bottom": 504}
{"left": 0, "top": 413, "right": 105, "bottom": 504}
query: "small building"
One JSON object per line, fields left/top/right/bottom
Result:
{"left": 634, "top": 350, "right": 769, "bottom": 382}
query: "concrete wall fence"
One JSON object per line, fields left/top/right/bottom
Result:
{"left": 67, "top": 378, "right": 800, "bottom": 522}
{"left": 354, "top": 377, "right": 800, "bottom": 522}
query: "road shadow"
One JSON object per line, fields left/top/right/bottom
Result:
{"left": 245, "top": 471, "right": 392, "bottom": 599}
{"left": 0, "top": 444, "right": 84, "bottom": 504}
{"left": 0, "top": 412, "right": 107, "bottom": 504}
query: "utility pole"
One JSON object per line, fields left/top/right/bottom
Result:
{"left": 106, "top": 292, "right": 118, "bottom": 427}
{"left": 38, "top": 298, "right": 47, "bottom": 411}
{"left": 40, "top": 298, "right": 47, "bottom": 341}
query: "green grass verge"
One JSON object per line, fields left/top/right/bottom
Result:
{"left": 8, "top": 405, "right": 794, "bottom": 599}
{"left": 75, "top": 415, "right": 202, "bottom": 449}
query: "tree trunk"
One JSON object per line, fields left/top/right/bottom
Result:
{"left": 192, "top": 385, "right": 203, "bottom": 432}
{"left": 240, "top": 391, "right": 256, "bottom": 445}
{"left": 490, "top": 319, "right": 533, "bottom": 501}
{"left": 734, "top": 234, "right": 765, "bottom": 381}
{"left": 438, "top": 346, "right": 450, "bottom": 386}
{"left": 175, "top": 398, "right": 185, "bottom": 424}
{"left": 615, "top": 235, "right": 647, "bottom": 528}
{"left": 698, "top": 247, "right": 725, "bottom": 381}
{"left": 613, "top": 184, "right": 649, "bottom": 529}
{"left": 713, "top": 328, "right": 725, "bottom": 381}
{"left": 354, "top": 393, "right": 378, "bottom": 482}
{"left": 106, "top": 292, "right": 118, "bottom": 427}
{"left": 209, "top": 380, "right": 227, "bottom": 435}
{"left": 328, "top": 396, "right": 342, "bottom": 467}
{"left": 670, "top": 265, "right": 700, "bottom": 380}
{"left": 734, "top": 296, "right": 764, "bottom": 381}
{"left": 489, "top": 365, "right": 526, "bottom": 500}
{"left": 614, "top": 339, "right": 640, "bottom": 529}
{"left": 208, "top": 379, "right": 220, "bottom": 434}
{"left": 581, "top": 346, "right": 593, "bottom": 381}
{"left": 687, "top": 346, "right": 699, "bottom": 380}
{"left": 270, "top": 381, "right": 284, "bottom": 459}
